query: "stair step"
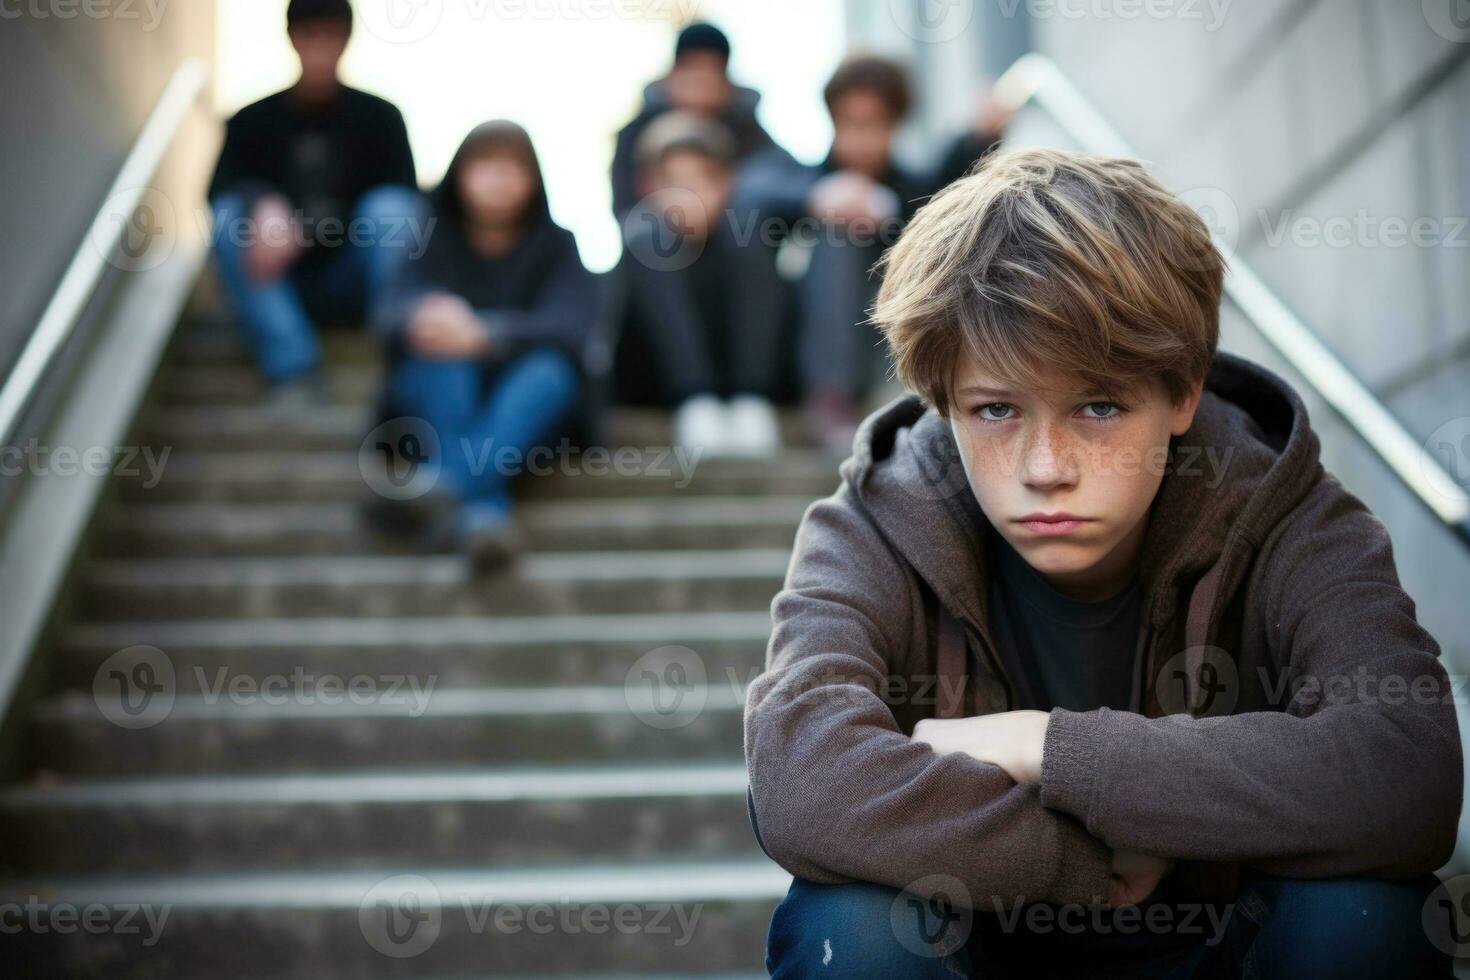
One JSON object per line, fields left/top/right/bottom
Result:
{"left": 151, "top": 362, "right": 816, "bottom": 450}
{"left": 9, "top": 316, "right": 820, "bottom": 972}
{"left": 140, "top": 403, "right": 816, "bottom": 452}
{"left": 0, "top": 860, "right": 787, "bottom": 978}
{"left": 79, "top": 551, "right": 791, "bottom": 619}
{"left": 157, "top": 363, "right": 382, "bottom": 406}
{"left": 0, "top": 764, "right": 757, "bottom": 874}
{"left": 171, "top": 327, "right": 380, "bottom": 366}
{"left": 96, "top": 497, "right": 809, "bottom": 557}
{"left": 54, "top": 612, "right": 771, "bottom": 692}
{"left": 32, "top": 685, "right": 746, "bottom": 775}
{"left": 141, "top": 403, "right": 376, "bottom": 451}
{"left": 118, "top": 450, "right": 840, "bottom": 502}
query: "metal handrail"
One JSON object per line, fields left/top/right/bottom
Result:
{"left": 0, "top": 58, "right": 209, "bottom": 451}
{"left": 993, "top": 53, "right": 1470, "bottom": 548}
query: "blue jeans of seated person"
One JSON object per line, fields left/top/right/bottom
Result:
{"left": 211, "top": 185, "right": 426, "bottom": 382}
{"left": 388, "top": 348, "right": 580, "bottom": 519}
{"left": 796, "top": 236, "right": 886, "bottom": 399}
{"left": 766, "top": 872, "right": 1452, "bottom": 979}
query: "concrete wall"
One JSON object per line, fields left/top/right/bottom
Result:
{"left": 1035, "top": 1, "right": 1469, "bottom": 441}
{"left": 0, "top": 3, "right": 215, "bottom": 381}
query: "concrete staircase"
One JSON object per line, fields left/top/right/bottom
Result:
{"left": 0, "top": 324, "right": 827, "bottom": 977}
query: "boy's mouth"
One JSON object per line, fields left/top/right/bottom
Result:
{"left": 1015, "top": 512, "right": 1093, "bottom": 536}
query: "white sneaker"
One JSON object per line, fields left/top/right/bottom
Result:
{"left": 725, "top": 395, "right": 781, "bottom": 457}
{"left": 674, "top": 394, "right": 729, "bottom": 455}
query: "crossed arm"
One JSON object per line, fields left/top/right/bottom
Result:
{"left": 749, "top": 474, "right": 1461, "bottom": 914}
{"left": 912, "top": 473, "right": 1462, "bottom": 881}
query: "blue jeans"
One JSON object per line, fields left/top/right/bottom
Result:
{"left": 796, "top": 236, "right": 886, "bottom": 398}
{"left": 766, "top": 872, "right": 1452, "bottom": 979}
{"left": 211, "top": 185, "right": 427, "bottom": 381}
{"left": 387, "top": 348, "right": 580, "bottom": 513}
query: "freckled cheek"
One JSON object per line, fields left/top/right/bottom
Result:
{"left": 954, "top": 428, "right": 1015, "bottom": 479}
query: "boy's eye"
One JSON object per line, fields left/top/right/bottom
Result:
{"left": 970, "top": 402, "right": 1013, "bottom": 422}
{"left": 1083, "top": 401, "right": 1122, "bottom": 420}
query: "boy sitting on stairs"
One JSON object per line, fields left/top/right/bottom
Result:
{"left": 743, "top": 146, "right": 1462, "bottom": 978}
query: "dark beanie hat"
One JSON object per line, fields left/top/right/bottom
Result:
{"left": 674, "top": 22, "right": 730, "bottom": 62}
{"left": 287, "top": 0, "right": 354, "bottom": 29}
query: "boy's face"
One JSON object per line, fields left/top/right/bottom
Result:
{"left": 948, "top": 359, "right": 1202, "bottom": 602}
{"left": 666, "top": 52, "right": 733, "bottom": 117}
{"left": 652, "top": 148, "right": 731, "bottom": 239}
{"left": 289, "top": 20, "right": 349, "bottom": 102}
{"left": 829, "top": 89, "right": 897, "bottom": 179}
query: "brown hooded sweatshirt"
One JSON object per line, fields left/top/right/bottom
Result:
{"left": 743, "top": 350, "right": 1462, "bottom": 908}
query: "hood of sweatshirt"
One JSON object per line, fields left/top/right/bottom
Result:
{"left": 639, "top": 79, "right": 762, "bottom": 115}
{"left": 841, "top": 349, "right": 1326, "bottom": 712}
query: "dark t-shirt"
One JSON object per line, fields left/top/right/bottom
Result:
{"left": 208, "top": 86, "right": 417, "bottom": 268}
{"left": 985, "top": 530, "right": 1141, "bottom": 712}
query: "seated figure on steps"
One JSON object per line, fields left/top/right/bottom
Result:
{"left": 369, "top": 121, "right": 598, "bottom": 571}
{"left": 615, "top": 111, "right": 783, "bottom": 458}
{"left": 207, "top": 0, "right": 425, "bottom": 410}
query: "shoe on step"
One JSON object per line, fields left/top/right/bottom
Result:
{"left": 457, "top": 502, "right": 525, "bottom": 574}
{"left": 724, "top": 395, "right": 781, "bottom": 457}
{"left": 673, "top": 393, "right": 730, "bottom": 456}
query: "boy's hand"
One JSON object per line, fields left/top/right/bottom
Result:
{"left": 1108, "top": 850, "right": 1175, "bottom": 907}
{"left": 911, "top": 709, "right": 1051, "bottom": 783}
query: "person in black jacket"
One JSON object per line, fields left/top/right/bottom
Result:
{"left": 208, "top": 0, "right": 423, "bottom": 405}
{"left": 616, "top": 112, "right": 782, "bottom": 456}
{"left": 370, "top": 120, "right": 597, "bottom": 570}
{"left": 610, "top": 22, "right": 776, "bottom": 223}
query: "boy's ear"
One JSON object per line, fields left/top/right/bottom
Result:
{"left": 1170, "top": 379, "right": 1206, "bottom": 437}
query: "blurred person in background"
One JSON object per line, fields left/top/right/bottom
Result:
{"left": 369, "top": 121, "right": 597, "bottom": 570}
{"left": 731, "top": 57, "right": 1011, "bottom": 456}
{"left": 615, "top": 112, "right": 782, "bottom": 457}
{"left": 730, "top": 55, "right": 925, "bottom": 456}
{"left": 208, "top": 0, "right": 421, "bottom": 409}
{"left": 610, "top": 21, "right": 778, "bottom": 223}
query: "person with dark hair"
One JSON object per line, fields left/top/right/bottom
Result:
{"left": 729, "top": 55, "right": 924, "bottom": 456}
{"left": 208, "top": 0, "right": 422, "bottom": 407}
{"left": 609, "top": 21, "right": 777, "bottom": 222}
{"left": 615, "top": 111, "right": 782, "bottom": 456}
{"left": 370, "top": 121, "right": 597, "bottom": 569}
{"left": 730, "top": 56, "right": 1009, "bottom": 455}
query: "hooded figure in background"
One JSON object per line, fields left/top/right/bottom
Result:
{"left": 370, "top": 120, "right": 598, "bottom": 569}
